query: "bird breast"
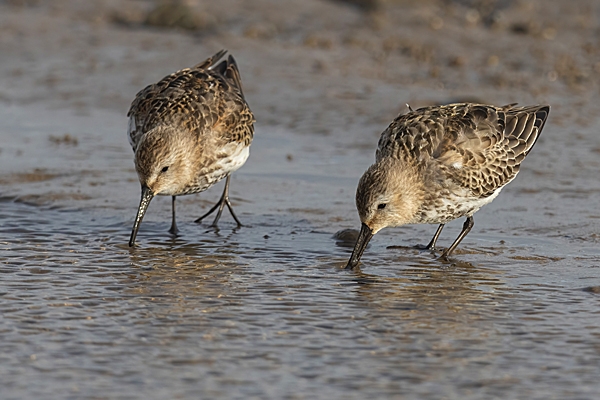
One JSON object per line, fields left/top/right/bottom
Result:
{"left": 180, "top": 143, "right": 250, "bottom": 196}
{"left": 416, "top": 186, "right": 503, "bottom": 224}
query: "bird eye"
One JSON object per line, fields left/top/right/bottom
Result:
{"left": 161, "top": 166, "right": 169, "bottom": 173}
{"left": 377, "top": 203, "right": 387, "bottom": 210}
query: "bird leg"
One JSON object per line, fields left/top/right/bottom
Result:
{"left": 194, "top": 175, "right": 242, "bottom": 227}
{"left": 414, "top": 224, "right": 445, "bottom": 250}
{"left": 440, "top": 216, "right": 474, "bottom": 259}
{"left": 427, "top": 224, "right": 445, "bottom": 250}
{"left": 169, "top": 196, "right": 179, "bottom": 235}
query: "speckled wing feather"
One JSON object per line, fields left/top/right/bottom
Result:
{"left": 127, "top": 50, "right": 254, "bottom": 152}
{"left": 377, "top": 103, "right": 549, "bottom": 197}
{"left": 208, "top": 54, "right": 255, "bottom": 147}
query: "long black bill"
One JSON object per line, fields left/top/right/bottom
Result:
{"left": 129, "top": 186, "right": 154, "bottom": 247}
{"left": 345, "top": 223, "right": 373, "bottom": 269}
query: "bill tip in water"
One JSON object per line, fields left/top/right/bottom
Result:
{"left": 345, "top": 223, "right": 373, "bottom": 270}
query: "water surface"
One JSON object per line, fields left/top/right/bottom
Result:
{"left": 1, "top": 103, "right": 600, "bottom": 399}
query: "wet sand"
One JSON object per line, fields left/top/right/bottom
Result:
{"left": 1, "top": 0, "right": 600, "bottom": 399}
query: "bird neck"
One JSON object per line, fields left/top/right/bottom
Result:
{"left": 382, "top": 157, "right": 425, "bottom": 225}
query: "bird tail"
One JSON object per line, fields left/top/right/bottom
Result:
{"left": 211, "top": 54, "right": 246, "bottom": 98}
{"left": 192, "top": 49, "right": 228, "bottom": 70}
{"left": 504, "top": 104, "right": 550, "bottom": 157}
{"left": 191, "top": 49, "right": 246, "bottom": 97}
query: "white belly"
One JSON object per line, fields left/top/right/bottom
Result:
{"left": 214, "top": 143, "right": 250, "bottom": 175}
{"left": 193, "top": 144, "right": 250, "bottom": 192}
{"left": 419, "top": 187, "right": 503, "bottom": 224}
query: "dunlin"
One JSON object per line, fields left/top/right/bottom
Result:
{"left": 127, "top": 50, "right": 255, "bottom": 247}
{"left": 346, "top": 103, "right": 549, "bottom": 268}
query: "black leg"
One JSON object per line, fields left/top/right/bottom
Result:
{"left": 169, "top": 196, "right": 179, "bottom": 235}
{"left": 426, "top": 224, "right": 445, "bottom": 250}
{"left": 440, "top": 216, "right": 474, "bottom": 259}
{"left": 194, "top": 175, "right": 242, "bottom": 227}
{"left": 414, "top": 224, "right": 445, "bottom": 250}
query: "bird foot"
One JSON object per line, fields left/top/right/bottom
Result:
{"left": 437, "top": 252, "right": 452, "bottom": 263}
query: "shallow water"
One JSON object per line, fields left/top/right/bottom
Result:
{"left": 1, "top": 101, "right": 600, "bottom": 399}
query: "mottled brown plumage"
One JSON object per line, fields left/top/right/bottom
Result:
{"left": 128, "top": 50, "right": 255, "bottom": 247}
{"left": 347, "top": 103, "right": 549, "bottom": 268}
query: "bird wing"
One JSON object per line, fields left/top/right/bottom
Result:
{"left": 127, "top": 50, "right": 254, "bottom": 152}
{"left": 208, "top": 54, "right": 255, "bottom": 148}
{"left": 378, "top": 103, "right": 549, "bottom": 197}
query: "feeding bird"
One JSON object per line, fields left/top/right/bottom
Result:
{"left": 346, "top": 103, "right": 549, "bottom": 268}
{"left": 127, "top": 50, "right": 255, "bottom": 247}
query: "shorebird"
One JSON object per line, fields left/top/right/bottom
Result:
{"left": 127, "top": 50, "right": 255, "bottom": 247}
{"left": 346, "top": 103, "right": 549, "bottom": 268}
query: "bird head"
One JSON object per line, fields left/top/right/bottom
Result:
{"left": 134, "top": 126, "right": 197, "bottom": 196}
{"left": 346, "top": 157, "right": 423, "bottom": 268}
{"left": 356, "top": 158, "right": 423, "bottom": 234}
{"left": 128, "top": 125, "right": 198, "bottom": 247}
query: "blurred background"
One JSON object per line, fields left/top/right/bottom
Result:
{"left": 2, "top": 0, "right": 599, "bottom": 135}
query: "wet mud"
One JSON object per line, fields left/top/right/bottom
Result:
{"left": 1, "top": 0, "right": 600, "bottom": 399}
